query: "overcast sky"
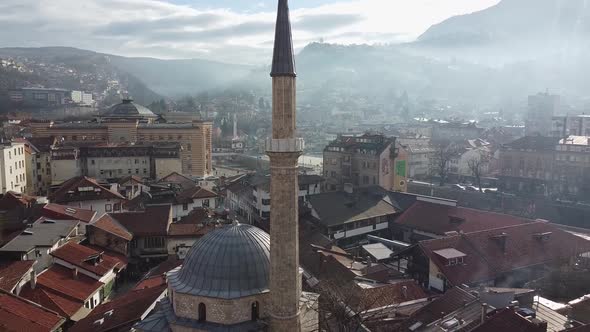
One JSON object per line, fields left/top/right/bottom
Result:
{"left": 0, "top": 0, "right": 500, "bottom": 64}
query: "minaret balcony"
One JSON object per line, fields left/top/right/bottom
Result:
{"left": 265, "top": 138, "right": 304, "bottom": 153}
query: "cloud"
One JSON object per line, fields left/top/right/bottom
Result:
{"left": 294, "top": 13, "right": 364, "bottom": 33}
{"left": 0, "top": 0, "right": 501, "bottom": 64}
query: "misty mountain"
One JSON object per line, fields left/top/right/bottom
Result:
{"left": 415, "top": 0, "right": 590, "bottom": 63}
{"left": 0, "top": 47, "right": 253, "bottom": 99}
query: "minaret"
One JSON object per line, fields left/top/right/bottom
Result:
{"left": 267, "top": 0, "right": 302, "bottom": 331}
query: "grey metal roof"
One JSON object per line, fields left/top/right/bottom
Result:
{"left": 362, "top": 243, "right": 393, "bottom": 261}
{"left": 0, "top": 219, "right": 78, "bottom": 253}
{"left": 270, "top": 0, "right": 296, "bottom": 77}
{"left": 101, "top": 98, "right": 157, "bottom": 119}
{"left": 168, "top": 223, "right": 270, "bottom": 299}
{"left": 51, "top": 123, "right": 107, "bottom": 129}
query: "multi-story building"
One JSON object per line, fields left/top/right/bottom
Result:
{"left": 498, "top": 136, "right": 559, "bottom": 195}
{"left": 0, "top": 142, "right": 27, "bottom": 194}
{"left": 17, "top": 137, "right": 53, "bottom": 196}
{"left": 71, "top": 90, "right": 94, "bottom": 106}
{"left": 397, "top": 137, "right": 435, "bottom": 179}
{"left": 554, "top": 135, "right": 590, "bottom": 197}
{"left": 323, "top": 133, "right": 397, "bottom": 192}
{"left": 50, "top": 142, "right": 182, "bottom": 183}
{"left": 525, "top": 92, "right": 561, "bottom": 136}
{"left": 551, "top": 115, "right": 590, "bottom": 137}
{"left": 29, "top": 98, "right": 212, "bottom": 177}
{"left": 9, "top": 87, "right": 71, "bottom": 108}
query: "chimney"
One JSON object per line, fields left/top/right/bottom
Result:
{"left": 72, "top": 267, "right": 78, "bottom": 279}
{"left": 366, "top": 256, "right": 372, "bottom": 268}
{"left": 30, "top": 270, "right": 37, "bottom": 290}
{"left": 481, "top": 303, "right": 488, "bottom": 323}
{"left": 402, "top": 285, "right": 408, "bottom": 299}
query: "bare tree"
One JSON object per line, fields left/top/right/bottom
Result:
{"left": 467, "top": 151, "right": 490, "bottom": 192}
{"left": 430, "top": 144, "right": 456, "bottom": 186}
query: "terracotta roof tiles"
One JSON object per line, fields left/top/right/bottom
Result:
{"left": 51, "top": 242, "right": 126, "bottom": 276}
{"left": 0, "top": 290, "right": 65, "bottom": 332}
{"left": 0, "top": 260, "right": 35, "bottom": 292}
{"left": 91, "top": 214, "right": 133, "bottom": 241}
{"left": 42, "top": 203, "right": 96, "bottom": 223}
{"left": 49, "top": 176, "right": 124, "bottom": 203}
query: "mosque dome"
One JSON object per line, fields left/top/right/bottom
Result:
{"left": 168, "top": 223, "right": 270, "bottom": 299}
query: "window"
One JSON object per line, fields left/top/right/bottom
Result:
{"left": 182, "top": 203, "right": 188, "bottom": 211}
{"left": 251, "top": 302, "right": 259, "bottom": 321}
{"left": 198, "top": 303, "right": 206, "bottom": 322}
{"left": 262, "top": 199, "right": 270, "bottom": 205}
{"left": 105, "top": 204, "right": 112, "bottom": 212}
{"left": 203, "top": 199, "right": 210, "bottom": 207}
{"left": 113, "top": 203, "right": 121, "bottom": 212}
{"left": 145, "top": 237, "right": 165, "bottom": 249}
{"left": 187, "top": 144, "right": 191, "bottom": 151}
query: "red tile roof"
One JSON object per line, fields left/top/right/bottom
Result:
{"left": 110, "top": 205, "right": 171, "bottom": 237}
{"left": 395, "top": 200, "right": 533, "bottom": 236}
{"left": 49, "top": 176, "right": 125, "bottom": 203}
{"left": 42, "top": 203, "right": 96, "bottom": 223}
{"left": 159, "top": 172, "right": 195, "bottom": 190}
{"left": 25, "top": 137, "right": 56, "bottom": 153}
{"left": 0, "top": 260, "right": 35, "bottom": 292}
{"left": 0, "top": 290, "right": 65, "bottom": 332}
{"left": 117, "top": 175, "right": 145, "bottom": 185}
{"left": 420, "top": 221, "right": 590, "bottom": 286}
{"left": 134, "top": 276, "right": 166, "bottom": 290}
{"left": 20, "top": 286, "right": 81, "bottom": 318}
{"left": 69, "top": 285, "right": 166, "bottom": 332}
{"left": 51, "top": 242, "right": 126, "bottom": 277}
{"left": 91, "top": 214, "right": 133, "bottom": 241}
{"left": 167, "top": 223, "right": 216, "bottom": 237}
{"left": 33, "top": 265, "right": 103, "bottom": 302}
{"left": 473, "top": 308, "right": 547, "bottom": 332}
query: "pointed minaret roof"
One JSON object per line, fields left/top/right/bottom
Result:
{"left": 270, "top": 0, "right": 296, "bottom": 77}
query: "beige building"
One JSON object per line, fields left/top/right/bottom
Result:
{"left": 0, "top": 142, "right": 27, "bottom": 194}
{"left": 29, "top": 98, "right": 212, "bottom": 177}
{"left": 323, "top": 133, "right": 396, "bottom": 192}
{"left": 50, "top": 143, "right": 182, "bottom": 183}
{"left": 18, "top": 137, "right": 55, "bottom": 195}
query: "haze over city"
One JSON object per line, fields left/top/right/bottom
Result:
{"left": 1, "top": 1, "right": 590, "bottom": 332}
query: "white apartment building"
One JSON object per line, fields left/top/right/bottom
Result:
{"left": 0, "top": 142, "right": 27, "bottom": 194}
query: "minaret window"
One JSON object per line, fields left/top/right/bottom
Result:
{"left": 198, "top": 303, "right": 206, "bottom": 322}
{"left": 251, "top": 301, "right": 259, "bottom": 321}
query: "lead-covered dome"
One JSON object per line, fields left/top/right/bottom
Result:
{"left": 168, "top": 223, "right": 270, "bottom": 299}
{"left": 101, "top": 98, "right": 158, "bottom": 120}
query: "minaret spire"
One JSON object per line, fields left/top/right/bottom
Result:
{"left": 271, "top": 0, "right": 296, "bottom": 77}
{"left": 267, "top": 0, "right": 303, "bottom": 331}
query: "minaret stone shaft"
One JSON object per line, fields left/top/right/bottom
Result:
{"left": 267, "top": 0, "right": 302, "bottom": 331}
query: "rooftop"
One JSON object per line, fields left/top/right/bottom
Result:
{"left": 395, "top": 200, "right": 533, "bottom": 236}
{"left": 503, "top": 136, "right": 560, "bottom": 152}
{"left": 0, "top": 218, "right": 78, "bottom": 253}
{"left": 90, "top": 214, "right": 133, "bottom": 241}
{"left": 418, "top": 221, "right": 590, "bottom": 286}
{"left": 307, "top": 190, "right": 397, "bottom": 227}
{"left": 109, "top": 205, "right": 171, "bottom": 237}
{"left": 168, "top": 223, "right": 270, "bottom": 299}
{"left": 100, "top": 98, "right": 157, "bottom": 119}
{"left": 69, "top": 284, "right": 166, "bottom": 332}
{"left": 49, "top": 176, "right": 125, "bottom": 203}
{"left": 42, "top": 203, "right": 96, "bottom": 223}
{"left": 559, "top": 135, "right": 590, "bottom": 146}
{"left": 0, "top": 289, "right": 65, "bottom": 332}
{"left": 0, "top": 260, "right": 35, "bottom": 292}
{"left": 51, "top": 242, "right": 127, "bottom": 277}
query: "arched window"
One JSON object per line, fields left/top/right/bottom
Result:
{"left": 251, "top": 301, "right": 259, "bottom": 321}
{"left": 198, "top": 303, "right": 206, "bottom": 322}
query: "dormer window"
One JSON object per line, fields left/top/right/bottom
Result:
{"left": 433, "top": 248, "right": 467, "bottom": 267}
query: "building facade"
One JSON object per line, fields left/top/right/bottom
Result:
{"left": 0, "top": 142, "right": 27, "bottom": 194}
{"left": 323, "top": 133, "right": 396, "bottom": 192}
{"left": 525, "top": 92, "right": 561, "bottom": 136}
{"left": 551, "top": 115, "right": 590, "bottom": 137}
{"left": 29, "top": 98, "right": 212, "bottom": 177}
{"left": 553, "top": 136, "right": 590, "bottom": 197}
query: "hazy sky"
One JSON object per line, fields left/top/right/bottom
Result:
{"left": 0, "top": 0, "right": 500, "bottom": 63}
